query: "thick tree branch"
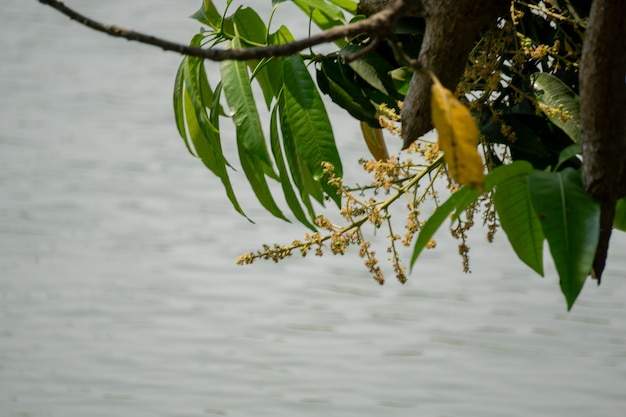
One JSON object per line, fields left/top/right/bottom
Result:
{"left": 400, "top": 0, "right": 510, "bottom": 148}
{"left": 38, "top": 0, "right": 407, "bottom": 62}
{"left": 357, "top": 0, "right": 424, "bottom": 17}
{"left": 580, "top": 0, "right": 626, "bottom": 281}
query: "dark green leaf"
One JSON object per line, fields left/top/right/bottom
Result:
{"left": 343, "top": 47, "right": 397, "bottom": 96}
{"left": 282, "top": 55, "right": 343, "bottom": 206}
{"left": 317, "top": 59, "right": 379, "bottom": 127}
{"left": 237, "top": 139, "right": 289, "bottom": 221}
{"left": 279, "top": 95, "right": 322, "bottom": 214}
{"left": 220, "top": 38, "right": 276, "bottom": 179}
{"left": 528, "top": 168, "right": 600, "bottom": 310}
{"left": 494, "top": 170, "right": 544, "bottom": 276}
{"left": 555, "top": 143, "right": 581, "bottom": 171}
{"left": 270, "top": 104, "right": 318, "bottom": 230}
{"left": 221, "top": 37, "right": 289, "bottom": 221}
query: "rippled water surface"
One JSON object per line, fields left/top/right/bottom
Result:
{"left": 2, "top": 2, "right": 626, "bottom": 416}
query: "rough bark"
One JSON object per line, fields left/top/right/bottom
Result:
{"left": 580, "top": 0, "right": 626, "bottom": 280}
{"left": 399, "top": 1, "right": 509, "bottom": 148}
{"left": 357, "top": 0, "right": 424, "bottom": 17}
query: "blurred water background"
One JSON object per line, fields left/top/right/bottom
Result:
{"left": 1, "top": 1, "right": 626, "bottom": 416}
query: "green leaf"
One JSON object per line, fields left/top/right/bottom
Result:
{"left": 613, "top": 198, "right": 626, "bottom": 232}
{"left": 532, "top": 72, "right": 581, "bottom": 143}
{"left": 291, "top": 0, "right": 346, "bottom": 36}
{"left": 484, "top": 160, "right": 536, "bottom": 190}
{"left": 232, "top": 7, "right": 267, "bottom": 46}
{"left": 494, "top": 171, "right": 544, "bottom": 276}
{"left": 180, "top": 56, "right": 248, "bottom": 220}
{"left": 237, "top": 138, "right": 289, "bottom": 221}
{"left": 344, "top": 47, "right": 397, "bottom": 96}
{"left": 173, "top": 57, "right": 195, "bottom": 157}
{"left": 220, "top": 37, "right": 276, "bottom": 178}
{"left": 270, "top": 103, "right": 318, "bottom": 230}
{"left": 317, "top": 59, "right": 379, "bottom": 127}
{"left": 554, "top": 143, "right": 581, "bottom": 171}
{"left": 281, "top": 55, "right": 343, "bottom": 206}
{"left": 190, "top": 0, "right": 222, "bottom": 28}
{"left": 221, "top": 37, "right": 289, "bottom": 221}
{"left": 528, "top": 168, "right": 600, "bottom": 310}
{"left": 326, "top": 0, "right": 358, "bottom": 14}
{"left": 279, "top": 95, "right": 321, "bottom": 215}
{"left": 291, "top": 0, "right": 344, "bottom": 21}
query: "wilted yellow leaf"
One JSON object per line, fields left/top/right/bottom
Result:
{"left": 430, "top": 73, "right": 484, "bottom": 190}
{"left": 360, "top": 121, "right": 389, "bottom": 161}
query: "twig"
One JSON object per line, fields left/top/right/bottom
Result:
{"left": 38, "top": 0, "right": 408, "bottom": 62}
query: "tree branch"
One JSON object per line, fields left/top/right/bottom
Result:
{"left": 580, "top": 0, "right": 626, "bottom": 281}
{"left": 38, "top": 0, "right": 408, "bottom": 62}
{"left": 400, "top": 0, "right": 510, "bottom": 149}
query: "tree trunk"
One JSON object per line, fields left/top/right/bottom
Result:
{"left": 399, "top": 0, "right": 509, "bottom": 149}
{"left": 580, "top": 0, "right": 626, "bottom": 280}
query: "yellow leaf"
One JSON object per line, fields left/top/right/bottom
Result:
{"left": 360, "top": 121, "right": 389, "bottom": 161}
{"left": 430, "top": 73, "right": 484, "bottom": 191}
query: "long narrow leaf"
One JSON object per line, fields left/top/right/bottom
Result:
{"left": 221, "top": 37, "right": 288, "bottom": 220}
{"left": 173, "top": 58, "right": 196, "bottom": 157}
{"left": 270, "top": 103, "right": 317, "bottom": 230}
{"left": 279, "top": 97, "right": 323, "bottom": 212}
{"left": 282, "top": 55, "right": 343, "bottom": 206}
{"left": 182, "top": 58, "right": 248, "bottom": 219}
{"left": 221, "top": 38, "right": 276, "bottom": 178}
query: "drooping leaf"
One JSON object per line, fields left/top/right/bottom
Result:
{"left": 221, "top": 37, "right": 288, "bottom": 220}
{"left": 281, "top": 54, "right": 343, "bottom": 206}
{"left": 430, "top": 73, "right": 485, "bottom": 190}
{"left": 220, "top": 37, "right": 276, "bottom": 178}
{"left": 532, "top": 72, "right": 581, "bottom": 143}
{"left": 279, "top": 95, "right": 321, "bottom": 217}
{"left": 179, "top": 53, "right": 247, "bottom": 219}
{"left": 528, "top": 168, "right": 600, "bottom": 310}
{"left": 494, "top": 168, "right": 544, "bottom": 276}
{"left": 173, "top": 57, "right": 196, "bottom": 157}
{"left": 270, "top": 103, "right": 317, "bottom": 230}
{"left": 343, "top": 46, "right": 397, "bottom": 97}
{"left": 614, "top": 198, "right": 626, "bottom": 232}
{"left": 360, "top": 122, "right": 389, "bottom": 161}
{"left": 317, "top": 59, "right": 379, "bottom": 127}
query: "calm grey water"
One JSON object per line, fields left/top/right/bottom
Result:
{"left": 2, "top": 1, "right": 626, "bottom": 416}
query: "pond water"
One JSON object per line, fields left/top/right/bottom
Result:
{"left": 2, "top": 1, "right": 626, "bottom": 416}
